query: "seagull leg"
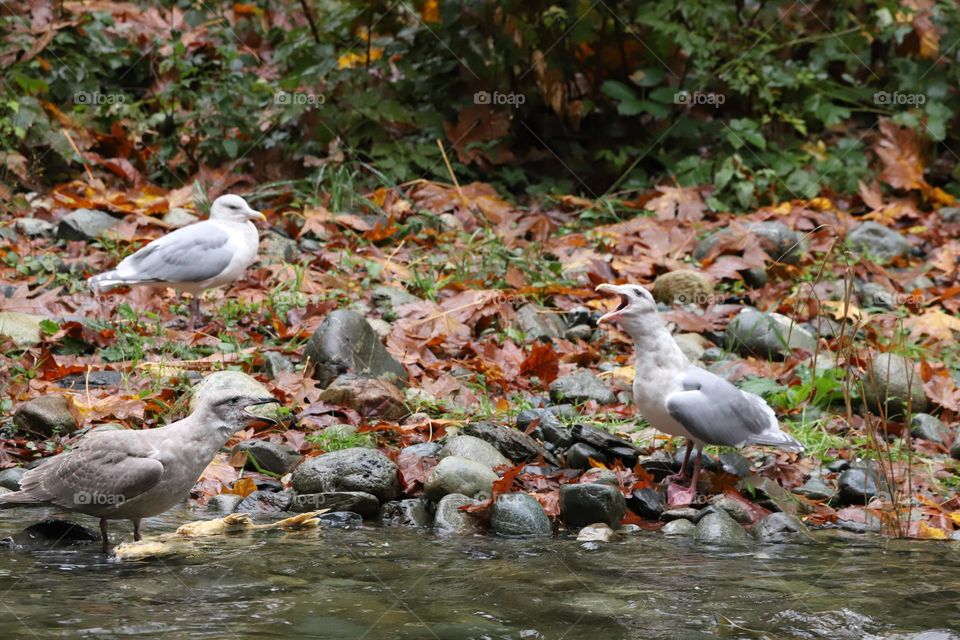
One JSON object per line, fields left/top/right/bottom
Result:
{"left": 664, "top": 440, "right": 694, "bottom": 483}
{"left": 132, "top": 519, "right": 142, "bottom": 542}
{"left": 187, "top": 296, "right": 202, "bottom": 329}
{"left": 688, "top": 445, "right": 704, "bottom": 495}
{"left": 99, "top": 518, "right": 110, "bottom": 554}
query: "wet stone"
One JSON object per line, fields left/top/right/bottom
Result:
{"left": 559, "top": 483, "right": 626, "bottom": 528}
{"left": 490, "top": 493, "right": 552, "bottom": 538}
{"left": 379, "top": 499, "right": 433, "bottom": 527}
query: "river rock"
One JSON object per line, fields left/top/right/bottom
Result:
{"left": 628, "top": 487, "right": 664, "bottom": 519}
{"left": 290, "top": 447, "right": 400, "bottom": 501}
{"left": 0, "top": 467, "right": 25, "bottom": 491}
{"left": 694, "top": 508, "right": 753, "bottom": 546}
{"left": 303, "top": 310, "right": 408, "bottom": 388}
{"left": 559, "top": 483, "right": 626, "bottom": 528}
{"left": 236, "top": 489, "right": 293, "bottom": 513}
{"left": 379, "top": 499, "right": 433, "bottom": 527}
{"left": 318, "top": 373, "right": 408, "bottom": 421}
{"left": 57, "top": 208, "right": 120, "bottom": 241}
{"left": 565, "top": 442, "right": 607, "bottom": 469}
{"left": 490, "top": 493, "right": 552, "bottom": 537}
{"left": 570, "top": 423, "right": 640, "bottom": 466}
{"left": 952, "top": 438, "right": 960, "bottom": 461}
{"left": 862, "top": 352, "right": 928, "bottom": 416}
{"left": 661, "top": 507, "right": 701, "bottom": 522}
{"left": 290, "top": 491, "right": 379, "bottom": 518}
{"left": 837, "top": 468, "right": 879, "bottom": 505}
{"left": 856, "top": 282, "right": 895, "bottom": 309}
{"left": 661, "top": 519, "right": 696, "bottom": 536}
{"left": 0, "top": 312, "right": 45, "bottom": 347}
{"left": 262, "top": 352, "right": 294, "bottom": 379}
{"left": 576, "top": 523, "right": 617, "bottom": 542}
{"left": 752, "top": 512, "right": 808, "bottom": 542}
{"left": 463, "top": 422, "right": 560, "bottom": 465}
{"left": 847, "top": 221, "right": 909, "bottom": 263}
{"left": 190, "top": 371, "right": 277, "bottom": 418}
{"left": 59, "top": 370, "right": 123, "bottom": 389}
{"left": 718, "top": 451, "right": 753, "bottom": 477}
{"left": 708, "top": 494, "right": 754, "bottom": 524}
{"left": 652, "top": 270, "right": 713, "bottom": 305}
{"left": 439, "top": 435, "right": 510, "bottom": 469}
{"left": 260, "top": 231, "right": 299, "bottom": 263}
{"left": 726, "top": 308, "right": 817, "bottom": 359}
{"left": 13, "top": 395, "right": 78, "bottom": 436}
{"left": 518, "top": 408, "right": 573, "bottom": 450}
{"left": 513, "top": 303, "right": 565, "bottom": 342}
{"left": 316, "top": 511, "right": 363, "bottom": 528}
{"left": 549, "top": 371, "right": 617, "bottom": 405}
{"left": 794, "top": 476, "right": 835, "bottom": 501}
{"left": 13, "top": 519, "right": 100, "bottom": 549}
{"left": 232, "top": 440, "right": 301, "bottom": 475}
{"left": 910, "top": 414, "right": 951, "bottom": 444}
{"left": 694, "top": 221, "right": 803, "bottom": 265}
{"left": 424, "top": 456, "right": 498, "bottom": 501}
{"left": 433, "top": 493, "right": 484, "bottom": 534}
{"left": 674, "top": 333, "right": 709, "bottom": 363}
{"left": 206, "top": 493, "right": 243, "bottom": 513}
{"left": 14, "top": 217, "right": 54, "bottom": 237}
{"left": 371, "top": 285, "right": 421, "bottom": 311}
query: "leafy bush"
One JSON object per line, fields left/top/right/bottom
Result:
{"left": 2, "top": 0, "right": 959, "bottom": 207}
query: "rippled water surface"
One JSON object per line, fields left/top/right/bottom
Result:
{"left": 0, "top": 505, "right": 958, "bottom": 639}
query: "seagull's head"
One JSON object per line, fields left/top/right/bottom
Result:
{"left": 209, "top": 194, "right": 266, "bottom": 223}
{"left": 596, "top": 283, "right": 658, "bottom": 328}
{"left": 204, "top": 392, "right": 281, "bottom": 431}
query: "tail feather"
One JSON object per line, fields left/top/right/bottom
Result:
{"left": 747, "top": 429, "right": 804, "bottom": 453}
{"left": 0, "top": 491, "right": 48, "bottom": 508}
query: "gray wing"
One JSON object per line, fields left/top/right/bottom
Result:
{"left": 116, "top": 221, "right": 234, "bottom": 284}
{"left": 664, "top": 367, "right": 780, "bottom": 447}
{"left": 13, "top": 432, "right": 164, "bottom": 510}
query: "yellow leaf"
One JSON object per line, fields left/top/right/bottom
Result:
{"left": 337, "top": 48, "right": 383, "bottom": 69}
{"left": 905, "top": 309, "right": 960, "bottom": 341}
{"left": 917, "top": 520, "right": 948, "bottom": 540}
{"left": 229, "top": 477, "right": 258, "bottom": 498}
{"left": 820, "top": 300, "right": 867, "bottom": 323}
{"left": 948, "top": 512, "right": 960, "bottom": 527}
{"left": 598, "top": 365, "right": 636, "bottom": 383}
{"left": 421, "top": 0, "right": 440, "bottom": 23}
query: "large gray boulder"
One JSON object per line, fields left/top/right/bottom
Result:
{"left": 57, "top": 209, "right": 120, "bottom": 241}
{"left": 439, "top": 435, "right": 510, "bottom": 469}
{"left": 559, "top": 483, "right": 626, "bottom": 528}
{"left": 490, "top": 493, "right": 552, "bottom": 537}
{"left": 424, "top": 456, "right": 498, "bottom": 501}
{"left": 862, "top": 352, "right": 928, "bottom": 416}
{"left": 290, "top": 447, "right": 400, "bottom": 502}
{"left": 694, "top": 508, "right": 753, "bottom": 546}
{"left": 433, "top": 493, "right": 484, "bottom": 534}
{"left": 694, "top": 221, "right": 804, "bottom": 265}
{"left": 13, "top": 395, "right": 78, "bottom": 437}
{"left": 726, "top": 308, "right": 817, "bottom": 359}
{"left": 549, "top": 371, "right": 617, "bottom": 405}
{"left": 847, "top": 222, "right": 909, "bottom": 263}
{"left": 304, "top": 310, "right": 407, "bottom": 388}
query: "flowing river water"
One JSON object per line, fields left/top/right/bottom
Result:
{"left": 0, "top": 505, "right": 957, "bottom": 639}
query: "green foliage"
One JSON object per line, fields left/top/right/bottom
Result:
{"left": 306, "top": 427, "right": 376, "bottom": 451}
{"left": 3, "top": 1, "right": 960, "bottom": 205}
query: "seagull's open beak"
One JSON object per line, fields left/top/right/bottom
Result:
{"left": 596, "top": 283, "right": 630, "bottom": 324}
{"left": 242, "top": 397, "right": 280, "bottom": 425}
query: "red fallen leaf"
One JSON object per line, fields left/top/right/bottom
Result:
{"left": 519, "top": 342, "right": 560, "bottom": 384}
{"left": 532, "top": 490, "right": 560, "bottom": 517}
{"left": 667, "top": 483, "right": 696, "bottom": 507}
{"left": 874, "top": 118, "right": 929, "bottom": 192}
{"left": 396, "top": 446, "right": 439, "bottom": 495}
{"left": 923, "top": 369, "right": 960, "bottom": 412}
{"left": 459, "top": 463, "right": 526, "bottom": 514}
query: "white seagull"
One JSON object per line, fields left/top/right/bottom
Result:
{"left": 596, "top": 283, "right": 803, "bottom": 494}
{"left": 88, "top": 194, "right": 265, "bottom": 328}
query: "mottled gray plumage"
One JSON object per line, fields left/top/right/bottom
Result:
{"left": 0, "top": 391, "right": 279, "bottom": 552}
{"left": 597, "top": 283, "right": 802, "bottom": 492}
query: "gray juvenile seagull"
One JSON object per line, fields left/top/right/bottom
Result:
{"left": 0, "top": 390, "right": 278, "bottom": 553}
{"left": 88, "top": 194, "right": 266, "bottom": 328}
{"left": 596, "top": 283, "right": 803, "bottom": 493}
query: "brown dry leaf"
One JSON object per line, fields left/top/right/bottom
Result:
{"left": 519, "top": 342, "right": 560, "bottom": 384}
{"left": 904, "top": 309, "right": 960, "bottom": 341}
{"left": 645, "top": 186, "right": 705, "bottom": 221}
{"left": 443, "top": 105, "right": 514, "bottom": 168}
{"left": 228, "top": 476, "right": 258, "bottom": 498}
{"left": 858, "top": 179, "right": 884, "bottom": 210}
{"left": 874, "top": 119, "right": 928, "bottom": 192}
{"left": 923, "top": 370, "right": 960, "bottom": 412}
